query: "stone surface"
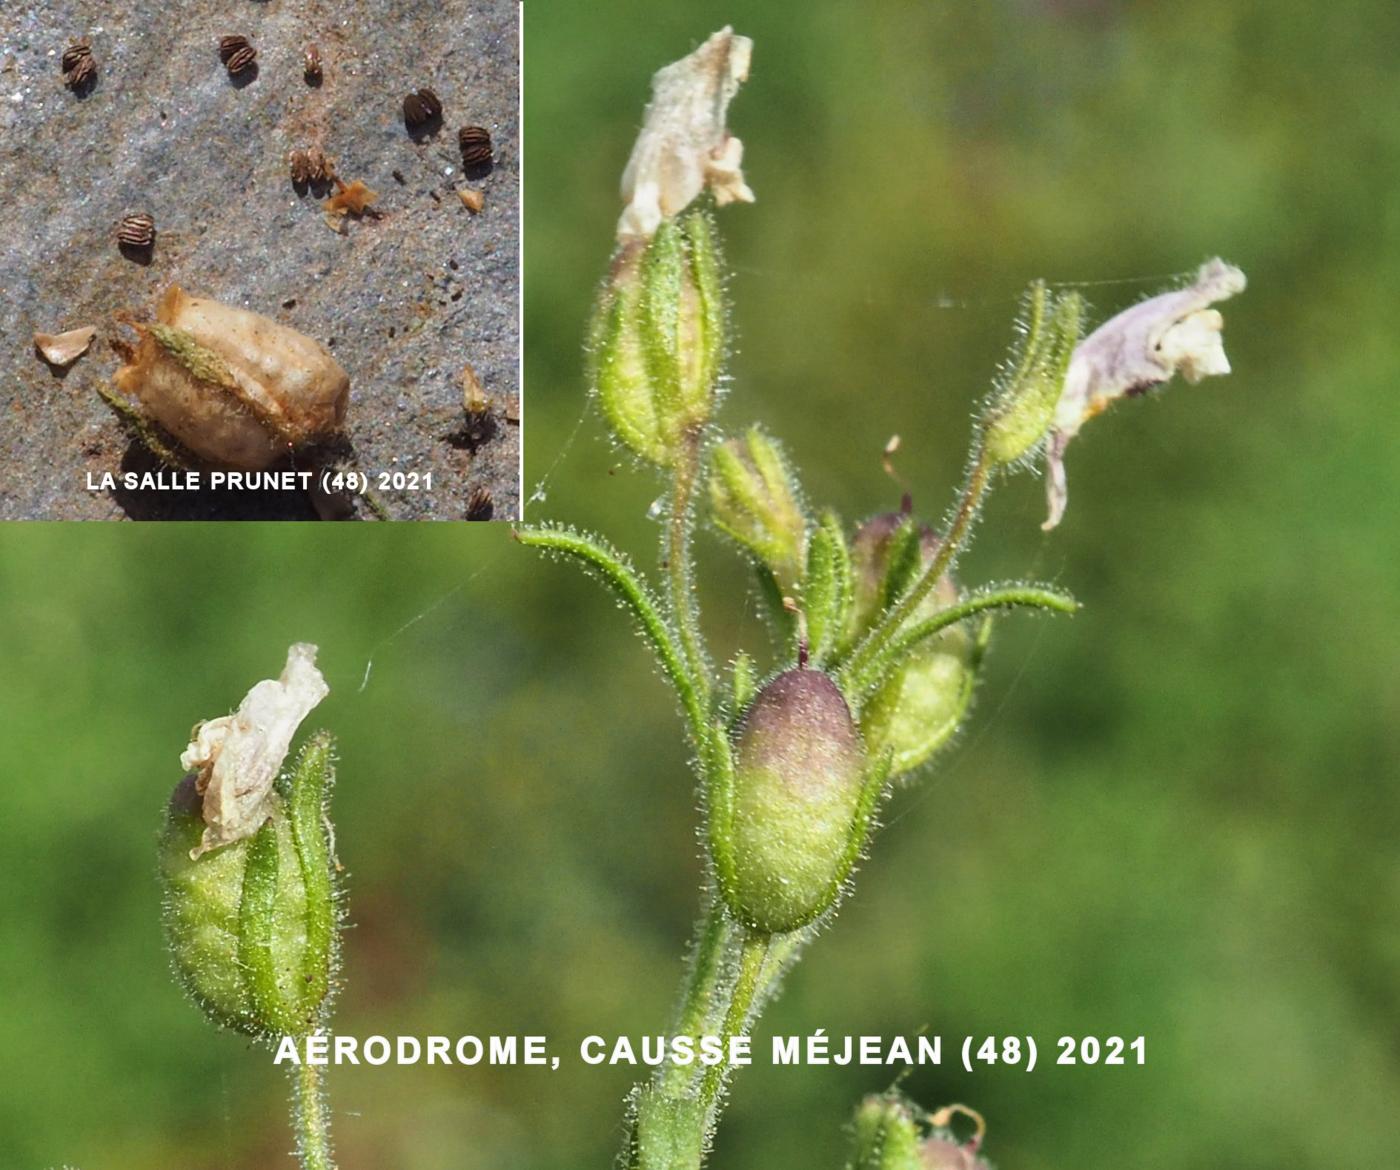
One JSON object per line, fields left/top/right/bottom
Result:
{"left": 0, "top": 0, "right": 519, "bottom": 520}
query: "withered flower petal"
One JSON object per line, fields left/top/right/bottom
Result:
{"left": 1043, "top": 258, "right": 1246, "bottom": 529}
{"left": 617, "top": 26, "right": 754, "bottom": 242}
{"left": 180, "top": 643, "right": 329, "bottom": 859}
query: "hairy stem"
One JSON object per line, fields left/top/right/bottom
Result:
{"left": 661, "top": 895, "right": 735, "bottom": 1096}
{"left": 292, "top": 1057, "right": 335, "bottom": 1170}
{"left": 666, "top": 431, "right": 710, "bottom": 707}
{"left": 699, "top": 930, "right": 771, "bottom": 1117}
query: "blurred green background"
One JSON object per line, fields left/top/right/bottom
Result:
{"left": 5, "top": 2, "right": 1400, "bottom": 1167}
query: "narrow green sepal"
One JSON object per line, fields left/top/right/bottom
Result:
{"left": 878, "top": 517, "right": 924, "bottom": 613}
{"left": 238, "top": 819, "right": 295, "bottom": 1035}
{"left": 803, "top": 512, "right": 853, "bottom": 666}
{"left": 981, "top": 283, "right": 1084, "bottom": 468}
{"left": 730, "top": 651, "right": 758, "bottom": 713}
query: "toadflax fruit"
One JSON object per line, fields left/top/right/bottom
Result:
{"left": 160, "top": 645, "right": 340, "bottom": 1039}
{"left": 850, "top": 514, "right": 975, "bottom": 777}
{"left": 112, "top": 285, "right": 349, "bottom": 469}
{"left": 723, "top": 668, "right": 867, "bottom": 933}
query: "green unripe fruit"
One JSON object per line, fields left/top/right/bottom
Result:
{"left": 723, "top": 669, "right": 868, "bottom": 933}
{"left": 849, "top": 513, "right": 975, "bottom": 776}
{"left": 591, "top": 212, "right": 726, "bottom": 467}
{"left": 160, "top": 732, "right": 339, "bottom": 1040}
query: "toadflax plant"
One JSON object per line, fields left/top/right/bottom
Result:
{"left": 159, "top": 644, "right": 344, "bottom": 1170}
{"left": 519, "top": 27, "right": 1246, "bottom": 1170}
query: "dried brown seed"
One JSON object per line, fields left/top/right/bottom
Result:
{"left": 457, "top": 125, "right": 492, "bottom": 167}
{"left": 402, "top": 87, "right": 442, "bottom": 128}
{"left": 457, "top": 187, "right": 485, "bottom": 213}
{"left": 303, "top": 43, "right": 322, "bottom": 83}
{"left": 225, "top": 45, "right": 257, "bottom": 76}
{"left": 307, "top": 147, "right": 335, "bottom": 183}
{"left": 218, "top": 35, "right": 250, "bottom": 63}
{"left": 61, "top": 42, "right": 91, "bottom": 73}
{"left": 62, "top": 43, "right": 96, "bottom": 90}
{"left": 288, "top": 149, "right": 312, "bottom": 184}
{"left": 465, "top": 486, "right": 494, "bottom": 521}
{"left": 117, "top": 213, "right": 156, "bottom": 250}
{"left": 65, "top": 53, "right": 97, "bottom": 90}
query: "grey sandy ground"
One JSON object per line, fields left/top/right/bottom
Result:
{"left": 0, "top": 0, "right": 519, "bottom": 520}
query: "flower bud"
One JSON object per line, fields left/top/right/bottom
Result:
{"left": 849, "top": 514, "right": 976, "bottom": 775}
{"left": 591, "top": 212, "right": 725, "bottom": 467}
{"left": 708, "top": 427, "right": 807, "bottom": 594}
{"left": 721, "top": 668, "right": 868, "bottom": 933}
{"left": 159, "top": 646, "right": 339, "bottom": 1039}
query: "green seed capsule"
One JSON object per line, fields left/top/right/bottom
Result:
{"left": 848, "top": 513, "right": 976, "bottom": 776}
{"left": 591, "top": 211, "right": 725, "bottom": 467}
{"left": 160, "top": 733, "right": 339, "bottom": 1040}
{"left": 723, "top": 669, "right": 867, "bottom": 933}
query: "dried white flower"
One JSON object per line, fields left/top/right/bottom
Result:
{"left": 34, "top": 326, "right": 96, "bottom": 367}
{"left": 1043, "top": 258, "right": 1246, "bottom": 529}
{"left": 617, "top": 27, "right": 754, "bottom": 242}
{"left": 181, "top": 643, "right": 329, "bottom": 859}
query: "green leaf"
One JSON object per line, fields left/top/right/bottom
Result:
{"left": 516, "top": 525, "right": 706, "bottom": 746}
{"left": 845, "top": 584, "right": 1078, "bottom": 701}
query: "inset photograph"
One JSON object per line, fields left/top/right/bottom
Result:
{"left": 0, "top": 1, "right": 519, "bottom": 520}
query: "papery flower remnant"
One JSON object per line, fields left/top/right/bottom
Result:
{"left": 181, "top": 643, "right": 329, "bottom": 859}
{"left": 1043, "top": 258, "right": 1246, "bottom": 529}
{"left": 617, "top": 27, "right": 754, "bottom": 242}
